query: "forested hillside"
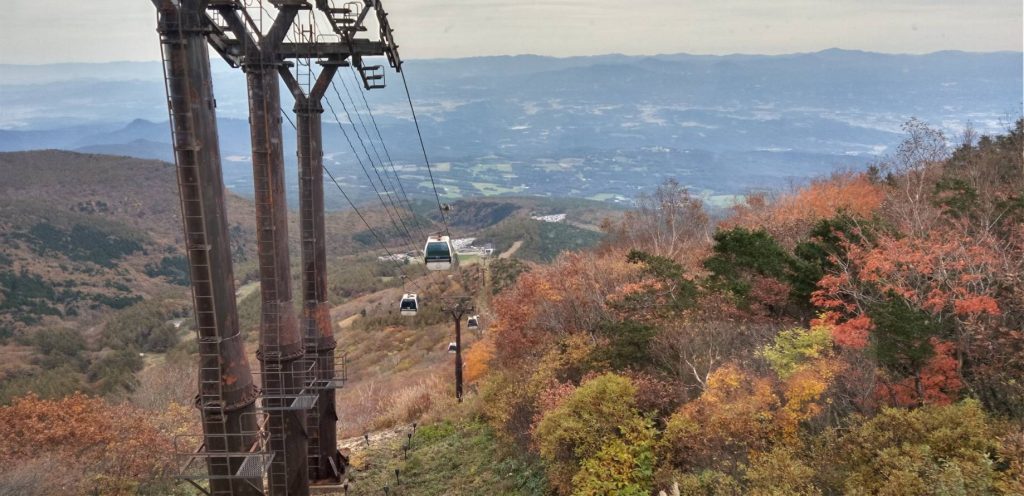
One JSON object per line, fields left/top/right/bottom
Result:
{"left": 460, "top": 119, "right": 1024, "bottom": 494}
{"left": 0, "top": 120, "right": 1020, "bottom": 495}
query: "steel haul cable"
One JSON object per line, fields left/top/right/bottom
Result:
{"left": 346, "top": 65, "right": 430, "bottom": 242}
{"left": 399, "top": 68, "right": 452, "bottom": 238}
{"left": 327, "top": 78, "right": 419, "bottom": 250}
{"left": 281, "top": 105, "right": 424, "bottom": 293}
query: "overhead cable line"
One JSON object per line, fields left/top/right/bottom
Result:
{"left": 327, "top": 77, "right": 419, "bottom": 249}
{"left": 281, "top": 107, "right": 424, "bottom": 292}
{"left": 346, "top": 65, "right": 429, "bottom": 242}
{"left": 398, "top": 69, "right": 451, "bottom": 238}
{"left": 337, "top": 69, "right": 428, "bottom": 242}
{"left": 263, "top": 3, "right": 428, "bottom": 288}
{"left": 323, "top": 91, "right": 418, "bottom": 252}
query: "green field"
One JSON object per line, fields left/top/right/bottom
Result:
{"left": 470, "top": 163, "right": 514, "bottom": 173}
{"left": 470, "top": 182, "right": 523, "bottom": 195}
{"left": 704, "top": 194, "right": 746, "bottom": 209}
{"left": 419, "top": 181, "right": 461, "bottom": 198}
{"left": 456, "top": 253, "right": 482, "bottom": 266}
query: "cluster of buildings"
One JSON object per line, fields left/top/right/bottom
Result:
{"left": 530, "top": 213, "right": 567, "bottom": 223}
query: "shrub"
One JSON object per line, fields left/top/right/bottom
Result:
{"left": 534, "top": 373, "right": 643, "bottom": 494}
{"left": 744, "top": 447, "right": 820, "bottom": 495}
{"left": 0, "top": 269, "right": 61, "bottom": 325}
{"left": 490, "top": 257, "right": 529, "bottom": 295}
{"left": 478, "top": 369, "right": 537, "bottom": 447}
{"left": 0, "top": 367, "right": 86, "bottom": 405}
{"left": 571, "top": 417, "right": 657, "bottom": 496}
{"left": 661, "top": 364, "right": 781, "bottom": 471}
{"left": 838, "top": 400, "right": 1004, "bottom": 495}
{"left": 673, "top": 470, "right": 742, "bottom": 496}
{"left": 0, "top": 393, "right": 174, "bottom": 495}
{"left": 87, "top": 350, "right": 144, "bottom": 396}
{"left": 143, "top": 255, "right": 190, "bottom": 286}
{"left": 31, "top": 327, "right": 87, "bottom": 368}
{"left": 25, "top": 222, "right": 143, "bottom": 268}
{"left": 101, "top": 299, "right": 183, "bottom": 352}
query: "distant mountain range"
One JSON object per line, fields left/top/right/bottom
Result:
{"left": 1, "top": 50, "right": 1020, "bottom": 205}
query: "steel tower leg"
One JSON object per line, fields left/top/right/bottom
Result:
{"left": 296, "top": 97, "right": 340, "bottom": 481}
{"left": 246, "top": 59, "right": 310, "bottom": 496}
{"left": 155, "top": 0, "right": 261, "bottom": 494}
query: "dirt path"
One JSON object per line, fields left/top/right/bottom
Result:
{"left": 338, "top": 425, "right": 412, "bottom": 452}
{"left": 499, "top": 240, "right": 523, "bottom": 259}
{"left": 337, "top": 314, "right": 361, "bottom": 329}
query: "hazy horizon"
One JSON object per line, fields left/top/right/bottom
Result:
{"left": 0, "top": 0, "right": 1020, "bottom": 64}
{"left": 2, "top": 47, "right": 1022, "bottom": 67}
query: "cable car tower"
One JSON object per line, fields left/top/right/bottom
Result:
{"left": 154, "top": 0, "right": 402, "bottom": 494}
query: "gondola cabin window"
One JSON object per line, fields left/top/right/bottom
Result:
{"left": 400, "top": 293, "right": 418, "bottom": 316}
{"left": 424, "top": 235, "right": 457, "bottom": 271}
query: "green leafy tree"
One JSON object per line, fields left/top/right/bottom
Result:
{"left": 792, "top": 212, "right": 886, "bottom": 303}
{"left": 867, "top": 296, "right": 950, "bottom": 404}
{"left": 593, "top": 320, "right": 658, "bottom": 371}
{"left": 759, "top": 325, "right": 832, "bottom": 379}
{"left": 703, "top": 227, "right": 815, "bottom": 316}
{"left": 622, "top": 250, "right": 698, "bottom": 315}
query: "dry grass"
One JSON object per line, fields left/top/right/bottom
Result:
{"left": 131, "top": 353, "right": 196, "bottom": 411}
{"left": 0, "top": 455, "right": 84, "bottom": 496}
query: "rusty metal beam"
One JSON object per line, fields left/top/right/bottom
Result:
{"left": 216, "top": 3, "right": 311, "bottom": 494}
{"left": 286, "top": 63, "right": 342, "bottom": 482}
{"left": 215, "top": 40, "right": 386, "bottom": 59}
{"left": 442, "top": 297, "right": 474, "bottom": 402}
{"left": 156, "top": 0, "right": 261, "bottom": 493}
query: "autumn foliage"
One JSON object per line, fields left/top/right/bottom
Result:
{"left": 474, "top": 120, "right": 1024, "bottom": 495}
{"left": 0, "top": 393, "right": 183, "bottom": 495}
{"left": 726, "top": 172, "right": 886, "bottom": 248}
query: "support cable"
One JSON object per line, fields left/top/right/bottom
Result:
{"left": 346, "top": 65, "right": 429, "bottom": 242}
{"left": 399, "top": 69, "right": 451, "bottom": 238}
{"left": 265, "top": 2, "right": 427, "bottom": 287}
{"left": 323, "top": 93, "right": 418, "bottom": 253}
{"left": 281, "top": 110, "right": 424, "bottom": 292}
{"left": 327, "top": 78, "right": 419, "bottom": 250}
{"left": 335, "top": 71, "right": 424, "bottom": 241}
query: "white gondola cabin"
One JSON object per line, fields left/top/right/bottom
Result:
{"left": 467, "top": 315, "right": 480, "bottom": 331}
{"left": 447, "top": 342, "right": 458, "bottom": 353}
{"left": 424, "top": 235, "right": 457, "bottom": 271}
{"left": 400, "top": 293, "right": 418, "bottom": 316}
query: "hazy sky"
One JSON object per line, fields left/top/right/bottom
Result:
{"left": 0, "top": 0, "right": 1020, "bottom": 64}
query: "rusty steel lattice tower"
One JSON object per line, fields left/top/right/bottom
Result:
{"left": 155, "top": 0, "right": 402, "bottom": 494}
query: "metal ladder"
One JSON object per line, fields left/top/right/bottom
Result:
{"left": 159, "top": 7, "right": 234, "bottom": 496}
{"left": 160, "top": 5, "right": 271, "bottom": 494}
